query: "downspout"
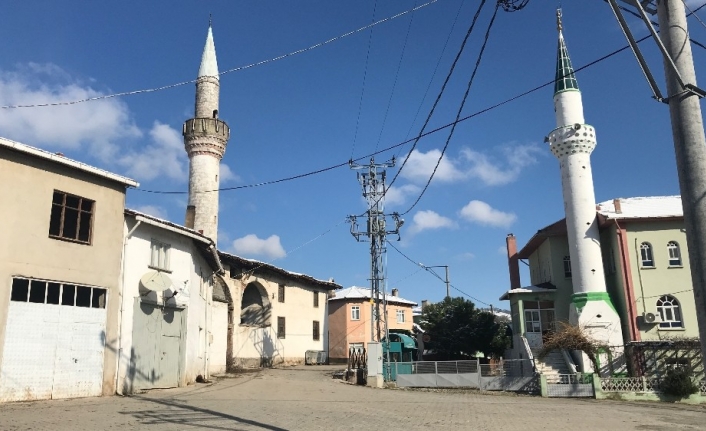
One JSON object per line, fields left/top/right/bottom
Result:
{"left": 614, "top": 219, "right": 640, "bottom": 342}
{"left": 115, "top": 219, "right": 142, "bottom": 395}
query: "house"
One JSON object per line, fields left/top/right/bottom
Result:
{"left": 0, "top": 137, "right": 137, "bottom": 402}
{"left": 116, "top": 209, "right": 226, "bottom": 394}
{"left": 502, "top": 196, "right": 701, "bottom": 374}
{"left": 219, "top": 253, "right": 340, "bottom": 367}
{"left": 328, "top": 286, "right": 417, "bottom": 363}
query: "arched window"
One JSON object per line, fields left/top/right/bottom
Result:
{"left": 240, "top": 282, "right": 271, "bottom": 327}
{"left": 667, "top": 241, "right": 682, "bottom": 266}
{"left": 640, "top": 242, "right": 654, "bottom": 267}
{"left": 563, "top": 256, "right": 572, "bottom": 278}
{"left": 656, "top": 295, "right": 683, "bottom": 329}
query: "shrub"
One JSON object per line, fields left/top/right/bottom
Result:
{"left": 660, "top": 368, "right": 698, "bottom": 398}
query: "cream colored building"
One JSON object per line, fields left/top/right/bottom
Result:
{"left": 0, "top": 137, "right": 137, "bottom": 402}
{"left": 219, "top": 252, "right": 340, "bottom": 368}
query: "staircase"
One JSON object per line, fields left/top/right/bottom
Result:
{"left": 532, "top": 349, "right": 572, "bottom": 383}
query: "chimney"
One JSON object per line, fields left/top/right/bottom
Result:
{"left": 391, "top": 288, "right": 399, "bottom": 297}
{"left": 506, "top": 234, "right": 521, "bottom": 291}
{"left": 421, "top": 299, "right": 429, "bottom": 310}
{"left": 185, "top": 205, "right": 196, "bottom": 229}
{"left": 613, "top": 198, "right": 622, "bottom": 214}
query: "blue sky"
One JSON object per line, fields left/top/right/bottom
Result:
{"left": 1, "top": 1, "right": 704, "bottom": 308}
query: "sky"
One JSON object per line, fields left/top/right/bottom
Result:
{"left": 1, "top": 1, "right": 705, "bottom": 309}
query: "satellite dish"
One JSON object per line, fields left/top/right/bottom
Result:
{"left": 140, "top": 271, "right": 173, "bottom": 293}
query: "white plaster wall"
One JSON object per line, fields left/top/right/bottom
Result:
{"left": 210, "top": 301, "right": 228, "bottom": 374}
{"left": 225, "top": 274, "right": 329, "bottom": 367}
{"left": 117, "top": 219, "right": 213, "bottom": 393}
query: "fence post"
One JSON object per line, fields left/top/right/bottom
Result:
{"left": 641, "top": 376, "right": 648, "bottom": 393}
{"left": 477, "top": 358, "right": 482, "bottom": 390}
{"left": 540, "top": 374, "right": 548, "bottom": 397}
{"left": 591, "top": 373, "right": 603, "bottom": 399}
{"left": 455, "top": 361, "right": 459, "bottom": 374}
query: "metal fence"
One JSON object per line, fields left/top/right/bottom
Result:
{"left": 393, "top": 360, "right": 538, "bottom": 393}
{"left": 546, "top": 374, "right": 595, "bottom": 398}
{"left": 601, "top": 376, "right": 706, "bottom": 396}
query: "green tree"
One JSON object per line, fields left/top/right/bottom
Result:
{"left": 420, "top": 297, "right": 510, "bottom": 360}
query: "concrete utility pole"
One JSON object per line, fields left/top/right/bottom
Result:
{"left": 348, "top": 158, "right": 404, "bottom": 343}
{"left": 611, "top": 0, "right": 706, "bottom": 364}
{"left": 657, "top": 0, "right": 706, "bottom": 365}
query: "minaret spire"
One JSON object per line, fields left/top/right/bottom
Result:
{"left": 554, "top": 8, "right": 579, "bottom": 95}
{"left": 183, "top": 22, "right": 230, "bottom": 244}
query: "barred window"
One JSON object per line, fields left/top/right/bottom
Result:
{"left": 277, "top": 316, "right": 286, "bottom": 339}
{"left": 49, "top": 190, "right": 94, "bottom": 244}
{"left": 313, "top": 320, "right": 320, "bottom": 341}
{"left": 278, "top": 284, "right": 285, "bottom": 303}
{"left": 313, "top": 291, "right": 319, "bottom": 308}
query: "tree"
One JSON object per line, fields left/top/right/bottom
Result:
{"left": 420, "top": 297, "right": 510, "bottom": 360}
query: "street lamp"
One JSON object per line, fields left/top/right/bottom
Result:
{"left": 421, "top": 264, "right": 450, "bottom": 299}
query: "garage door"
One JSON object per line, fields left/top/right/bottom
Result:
{"left": 0, "top": 278, "right": 107, "bottom": 402}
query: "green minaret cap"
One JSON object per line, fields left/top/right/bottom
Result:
{"left": 554, "top": 9, "right": 579, "bottom": 95}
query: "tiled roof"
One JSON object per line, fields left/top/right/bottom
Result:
{"left": 330, "top": 286, "right": 417, "bottom": 306}
{"left": 597, "top": 196, "right": 683, "bottom": 220}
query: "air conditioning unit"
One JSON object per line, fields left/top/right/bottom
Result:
{"left": 643, "top": 312, "right": 662, "bottom": 324}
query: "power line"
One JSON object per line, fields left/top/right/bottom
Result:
{"left": 136, "top": 33, "right": 652, "bottom": 195}
{"left": 683, "top": 0, "right": 706, "bottom": 32}
{"left": 386, "top": 240, "right": 491, "bottom": 306}
{"left": 0, "top": 0, "right": 440, "bottom": 110}
{"left": 350, "top": 0, "right": 379, "bottom": 160}
{"left": 401, "top": 3, "right": 500, "bottom": 216}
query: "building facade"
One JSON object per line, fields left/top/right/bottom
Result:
{"left": 328, "top": 287, "right": 416, "bottom": 363}
{"left": 0, "top": 138, "right": 137, "bottom": 402}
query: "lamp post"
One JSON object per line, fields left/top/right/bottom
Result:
{"left": 422, "top": 265, "right": 450, "bottom": 299}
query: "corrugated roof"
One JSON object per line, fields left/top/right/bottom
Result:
{"left": 330, "top": 286, "right": 417, "bottom": 306}
{"left": 1, "top": 137, "right": 138, "bottom": 187}
{"left": 597, "top": 196, "right": 683, "bottom": 220}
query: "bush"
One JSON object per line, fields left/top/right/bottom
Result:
{"left": 660, "top": 368, "right": 698, "bottom": 398}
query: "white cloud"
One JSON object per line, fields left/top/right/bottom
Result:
{"left": 459, "top": 200, "right": 517, "bottom": 228}
{"left": 220, "top": 163, "right": 240, "bottom": 183}
{"left": 0, "top": 63, "right": 141, "bottom": 161}
{"left": 399, "top": 149, "right": 465, "bottom": 184}
{"left": 460, "top": 144, "right": 542, "bottom": 186}
{"left": 408, "top": 210, "right": 457, "bottom": 235}
{"left": 457, "top": 252, "right": 476, "bottom": 261}
{"left": 498, "top": 245, "right": 508, "bottom": 255}
{"left": 232, "top": 234, "right": 286, "bottom": 259}
{"left": 384, "top": 184, "right": 420, "bottom": 207}
{"left": 118, "top": 121, "right": 186, "bottom": 181}
{"left": 133, "top": 205, "right": 168, "bottom": 219}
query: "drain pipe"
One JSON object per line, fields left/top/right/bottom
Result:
{"left": 115, "top": 219, "right": 141, "bottom": 395}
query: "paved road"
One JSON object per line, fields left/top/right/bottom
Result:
{"left": 0, "top": 366, "right": 704, "bottom": 430}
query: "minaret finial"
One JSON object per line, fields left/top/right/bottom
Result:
{"left": 556, "top": 8, "right": 563, "bottom": 32}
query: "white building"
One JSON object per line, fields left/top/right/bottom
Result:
{"left": 117, "top": 209, "right": 226, "bottom": 394}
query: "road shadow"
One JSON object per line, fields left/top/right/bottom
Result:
{"left": 121, "top": 395, "right": 288, "bottom": 430}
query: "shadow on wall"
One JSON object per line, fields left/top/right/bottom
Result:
{"left": 249, "top": 327, "right": 283, "bottom": 367}
{"left": 101, "top": 331, "right": 161, "bottom": 395}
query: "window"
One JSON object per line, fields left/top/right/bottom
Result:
{"left": 277, "top": 316, "right": 286, "bottom": 339}
{"left": 49, "top": 190, "right": 94, "bottom": 244}
{"left": 150, "top": 240, "right": 171, "bottom": 271}
{"left": 640, "top": 242, "right": 655, "bottom": 267}
{"left": 351, "top": 305, "right": 360, "bottom": 321}
{"left": 396, "top": 309, "right": 405, "bottom": 323}
{"left": 656, "top": 295, "right": 683, "bottom": 329}
{"left": 524, "top": 310, "right": 541, "bottom": 333}
{"left": 563, "top": 255, "right": 572, "bottom": 278}
{"left": 668, "top": 241, "right": 682, "bottom": 266}
{"left": 11, "top": 277, "right": 106, "bottom": 308}
{"left": 278, "top": 284, "right": 285, "bottom": 303}
{"left": 313, "top": 321, "right": 320, "bottom": 341}
{"left": 313, "top": 291, "right": 319, "bottom": 308}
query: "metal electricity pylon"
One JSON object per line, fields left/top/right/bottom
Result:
{"left": 347, "top": 157, "right": 404, "bottom": 344}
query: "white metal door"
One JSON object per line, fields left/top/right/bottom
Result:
{"left": 0, "top": 302, "right": 106, "bottom": 401}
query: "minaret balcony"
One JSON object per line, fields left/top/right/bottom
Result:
{"left": 546, "top": 123, "right": 596, "bottom": 158}
{"left": 183, "top": 118, "right": 230, "bottom": 140}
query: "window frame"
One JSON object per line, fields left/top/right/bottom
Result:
{"left": 667, "top": 241, "right": 682, "bottom": 267}
{"left": 313, "top": 291, "right": 319, "bottom": 308}
{"left": 277, "top": 316, "right": 286, "bottom": 339}
{"left": 640, "top": 242, "right": 655, "bottom": 268}
{"left": 278, "top": 284, "right": 285, "bottom": 303}
{"left": 351, "top": 305, "right": 361, "bottom": 321}
{"left": 656, "top": 295, "right": 684, "bottom": 329}
{"left": 149, "top": 239, "right": 172, "bottom": 272}
{"left": 48, "top": 190, "right": 95, "bottom": 245}
{"left": 563, "top": 255, "right": 572, "bottom": 278}
{"left": 10, "top": 277, "right": 107, "bottom": 309}
{"left": 313, "top": 320, "right": 320, "bottom": 341}
{"left": 396, "top": 309, "right": 405, "bottom": 323}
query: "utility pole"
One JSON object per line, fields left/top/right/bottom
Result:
{"left": 348, "top": 157, "right": 404, "bottom": 343}
{"left": 423, "top": 265, "right": 450, "bottom": 299}
{"left": 610, "top": 0, "right": 706, "bottom": 365}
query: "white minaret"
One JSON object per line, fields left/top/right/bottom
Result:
{"left": 184, "top": 23, "right": 230, "bottom": 244}
{"left": 546, "top": 10, "right": 623, "bottom": 371}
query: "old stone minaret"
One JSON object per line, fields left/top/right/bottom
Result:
{"left": 546, "top": 10, "right": 623, "bottom": 367}
{"left": 183, "top": 24, "right": 230, "bottom": 244}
